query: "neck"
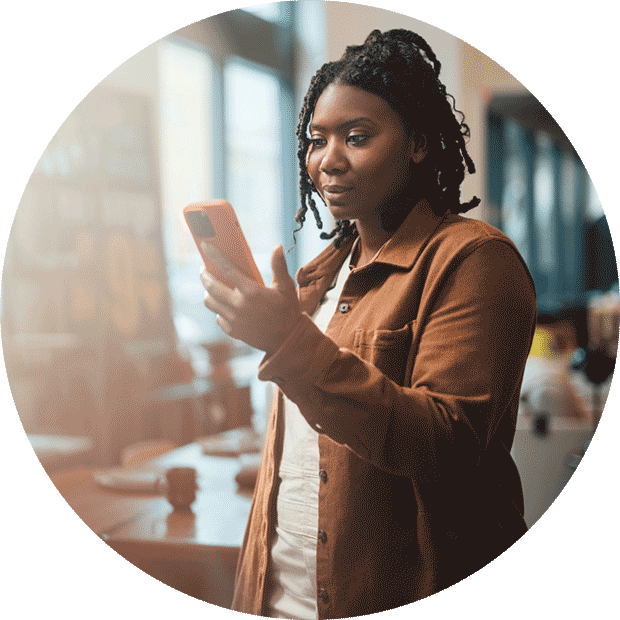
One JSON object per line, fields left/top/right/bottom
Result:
{"left": 353, "top": 224, "right": 390, "bottom": 268}
{"left": 353, "top": 190, "right": 425, "bottom": 268}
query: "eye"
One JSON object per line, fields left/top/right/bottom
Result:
{"left": 347, "top": 133, "right": 369, "bottom": 145}
{"left": 310, "top": 136, "right": 326, "bottom": 147}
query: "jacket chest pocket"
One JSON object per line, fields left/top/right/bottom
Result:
{"left": 352, "top": 322, "right": 415, "bottom": 386}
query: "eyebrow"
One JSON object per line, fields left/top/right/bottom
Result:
{"left": 309, "top": 117, "right": 377, "bottom": 132}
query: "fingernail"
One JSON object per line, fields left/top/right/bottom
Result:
{"left": 201, "top": 241, "right": 213, "bottom": 254}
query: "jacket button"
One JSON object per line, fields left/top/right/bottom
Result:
{"left": 318, "top": 588, "right": 329, "bottom": 603}
{"left": 319, "top": 469, "right": 328, "bottom": 483}
{"left": 338, "top": 302, "right": 350, "bottom": 313}
{"left": 318, "top": 530, "right": 327, "bottom": 543}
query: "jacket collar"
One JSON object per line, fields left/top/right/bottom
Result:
{"left": 296, "top": 198, "right": 445, "bottom": 287}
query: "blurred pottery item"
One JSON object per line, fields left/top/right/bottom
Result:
{"left": 202, "top": 340, "right": 234, "bottom": 384}
{"left": 519, "top": 357, "right": 586, "bottom": 420}
{"left": 158, "top": 466, "right": 198, "bottom": 511}
{"left": 587, "top": 291, "right": 620, "bottom": 357}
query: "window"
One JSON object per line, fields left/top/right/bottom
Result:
{"left": 224, "top": 58, "right": 285, "bottom": 279}
{"left": 244, "top": 2, "right": 289, "bottom": 22}
{"left": 489, "top": 95, "right": 617, "bottom": 313}
{"left": 501, "top": 119, "right": 529, "bottom": 264}
{"left": 158, "top": 6, "right": 297, "bottom": 350}
{"left": 159, "top": 40, "right": 214, "bottom": 345}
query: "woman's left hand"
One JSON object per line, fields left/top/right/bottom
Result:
{"left": 200, "top": 242, "right": 301, "bottom": 356}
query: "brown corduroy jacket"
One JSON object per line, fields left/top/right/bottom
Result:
{"left": 231, "top": 199, "right": 537, "bottom": 618}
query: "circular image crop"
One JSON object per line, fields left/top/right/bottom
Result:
{"left": 3, "top": 1, "right": 617, "bottom": 618}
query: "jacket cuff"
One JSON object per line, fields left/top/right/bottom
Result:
{"left": 258, "top": 313, "right": 341, "bottom": 389}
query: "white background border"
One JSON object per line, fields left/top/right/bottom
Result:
{"left": 2, "top": 1, "right": 617, "bottom": 617}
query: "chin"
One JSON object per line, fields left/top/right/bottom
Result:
{"left": 327, "top": 205, "right": 356, "bottom": 222}
{"left": 325, "top": 195, "right": 356, "bottom": 214}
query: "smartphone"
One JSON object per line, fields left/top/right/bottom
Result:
{"left": 183, "top": 200, "right": 264, "bottom": 289}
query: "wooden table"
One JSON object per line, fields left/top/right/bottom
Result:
{"left": 53, "top": 443, "right": 254, "bottom": 607}
{"left": 28, "top": 434, "right": 93, "bottom": 473}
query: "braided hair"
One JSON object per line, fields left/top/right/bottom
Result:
{"left": 293, "top": 29, "right": 480, "bottom": 248}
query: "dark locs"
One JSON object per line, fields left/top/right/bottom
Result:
{"left": 293, "top": 28, "right": 480, "bottom": 248}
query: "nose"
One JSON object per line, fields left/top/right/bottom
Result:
{"left": 319, "top": 139, "right": 348, "bottom": 175}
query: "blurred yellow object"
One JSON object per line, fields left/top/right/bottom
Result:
{"left": 529, "top": 327, "right": 554, "bottom": 358}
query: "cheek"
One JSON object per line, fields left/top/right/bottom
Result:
{"left": 358, "top": 147, "right": 408, "bottom": 189}
{"left": 382, "top": 141, "right": 412, "bottom": 183}
{"left": 306, "top": 151, "right": 319, "bottom": 184}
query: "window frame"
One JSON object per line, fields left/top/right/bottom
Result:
{"left": 171, "top": 7, "right": 299, "bottom": 271}
{"left": 487, "top": 94, "right": 613, "bottom": 313}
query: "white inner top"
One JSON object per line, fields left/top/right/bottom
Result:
{"left": 267, "top": 248, "right": 353, "bottom": 619}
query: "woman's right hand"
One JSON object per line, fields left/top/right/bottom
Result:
{"left": 200, "top": 243, "right": 302, "bottom": 356}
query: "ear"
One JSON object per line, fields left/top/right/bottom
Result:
{"left": 410, "top": 133, "right": 427, "bottom": 164}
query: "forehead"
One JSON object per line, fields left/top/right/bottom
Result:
{"left": 310, "top": 82, "right": 402, "bottom": 130}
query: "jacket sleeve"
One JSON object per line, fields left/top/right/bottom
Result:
{"left": 257, "top": 238, "right": 536, "bottom": 487}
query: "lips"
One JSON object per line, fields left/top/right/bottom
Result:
{"left": 322, "top": 184, "right": 353, "bottom": 198}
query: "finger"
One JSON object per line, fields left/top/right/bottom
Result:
{"left": 271, "top": 245, "right": 296, "bottom": 297}
{"left": 200, "top": 266, "right": 238, "bottom": 306}
{"left": 203, "top": 291, "right": 235, "bottom": 322}
{"left": 215, "top": 314, "right": 233, "bottom": 335}
{"left": 201, "top": 242, "right": 249, "bottom": 289}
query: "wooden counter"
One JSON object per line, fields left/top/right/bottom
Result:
{"left": 51, "top": 442, "right": 254, "bottom": 607}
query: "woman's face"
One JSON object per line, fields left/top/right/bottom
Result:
{"left": 306, "top": 82, "right": 425, "bottom": 229}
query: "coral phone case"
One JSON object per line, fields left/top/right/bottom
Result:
{"left": 183, "top": 200, "right": 264, "bottom": 289}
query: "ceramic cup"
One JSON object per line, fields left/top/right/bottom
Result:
{"left": 158, "top": 466, "right": 198, "bottom": 511}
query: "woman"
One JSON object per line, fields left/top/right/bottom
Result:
{"left": 200, "top": 29, "right": 536, "bottom": 619}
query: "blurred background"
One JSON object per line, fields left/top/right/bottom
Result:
{"left": 1, "top": 0, "right": 618, "bottom": 606}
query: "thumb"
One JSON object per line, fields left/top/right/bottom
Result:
{"left": 271, "top": 244, "right": 296, "bottom": 296}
